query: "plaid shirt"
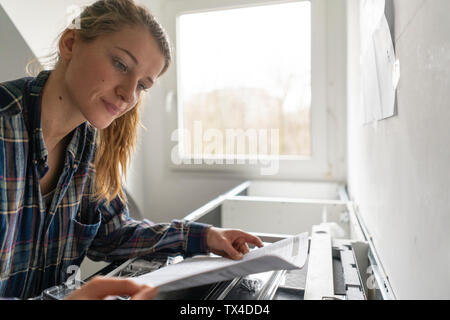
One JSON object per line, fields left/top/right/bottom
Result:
{"left": 0, "top": 70, "right": 210, "bottom": 299}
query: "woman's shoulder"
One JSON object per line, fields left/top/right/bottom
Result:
{"left": 0, "top": 76, "right": 33, "bottom": 117}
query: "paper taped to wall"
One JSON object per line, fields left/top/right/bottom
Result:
{"left": 373, "top": 17, "right": 397, "bottom": 120}
{"left": 131, "top": 232, "right": 309, "bottom": 292}
{"left": 360, "top": 0, "right": 400, "bottom": 124}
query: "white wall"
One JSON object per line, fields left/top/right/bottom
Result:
{"left": 347, "top": 0, "right": 450, "bottom": 299}
{"left": 0, "top": 4, "right": 36, "bottom": 82}
{"left": 0, "top": 0, "right": 93, "bottom": 61}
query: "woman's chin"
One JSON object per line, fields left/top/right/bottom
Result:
{"left": 87, "top": 117, "right": 114, "bottom": 130}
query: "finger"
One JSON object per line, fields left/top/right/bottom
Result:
{"left": 237, "top": 242, "right": 250, "bottom": 255}
{"left": 233, "top": 238, "right": 249, "bottom": 254}
{"left": 247, "top": 234, "right": 264, "bottom": 248}
{"left": 223, "top": 241, "right": 243, "bottom": 260}
{"left": 87, "top": 277, "right": 148, "bottom": 299}
{"left": 131, "top": 286, "right": 159, "bottom": 300}
{"left": 234, "top": 231, "right": 264, "bottom": 248}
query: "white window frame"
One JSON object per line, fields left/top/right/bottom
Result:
{"left": 160, "top": 0, "right": 337, "bottom": 180}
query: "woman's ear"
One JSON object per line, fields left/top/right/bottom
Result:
{"left": 59, "top": 29, "right": 77, "bottom": 61}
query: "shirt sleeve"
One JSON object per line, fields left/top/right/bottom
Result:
{"left": 86, "top": 195, "right": 211, "bottom": 262}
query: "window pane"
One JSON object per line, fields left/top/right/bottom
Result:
{"left": 178, "top": 1, "right": 311, "bottom": 158}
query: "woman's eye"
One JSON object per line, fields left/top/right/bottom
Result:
{"left": 113, "top": 59, "right": 128, "bottom": 72}
{"left": 113, "top": 57, "right": 148, "bottom": 92}
{"left": 138, "top": 83, "right": 149, "bottom": 92}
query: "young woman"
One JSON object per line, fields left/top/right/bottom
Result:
{"left": 0, "top": 0, "right": 262, "bottom": 299}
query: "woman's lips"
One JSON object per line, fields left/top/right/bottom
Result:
{"left": 102, "top": 98, "right": 121, "bottom": 116}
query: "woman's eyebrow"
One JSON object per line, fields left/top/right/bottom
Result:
{"left": 114, "top": 46, "right": 155, "bottom": 84}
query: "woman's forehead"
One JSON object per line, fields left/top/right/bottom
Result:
{"left": 98, "top": 26, "right": 154, "bottom": 48}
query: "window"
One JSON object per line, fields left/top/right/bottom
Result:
{"left": 162, "top": 0, "right": 336, "bottom": 179}
{"left": 177, "top": 2, "right": 311, "bottom": 159}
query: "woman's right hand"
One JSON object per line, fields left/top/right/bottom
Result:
{"left": 65, "top": 276, "right": 158, "bottom": 300}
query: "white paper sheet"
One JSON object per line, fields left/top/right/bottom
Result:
{"left": 360, "top": 0, "right": 385, "bottom": 55}
{"left": 360, "top": 0, "right": 400, "bottom": 124}
{"left": 362, "top": 38, "right": 383, "bottom": 122}
{"left": 131, "top": 232, "right": 309, "bottom": 292}
{"left": 373, "top": 17, "right": 398, "bottom": 120}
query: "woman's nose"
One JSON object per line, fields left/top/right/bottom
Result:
{"left": 116, "top": 80, "right": 137, "bottom": 105}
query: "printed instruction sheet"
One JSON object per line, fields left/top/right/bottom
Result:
{"left": 131, "top": 233, "right": 309, "bottom": 292}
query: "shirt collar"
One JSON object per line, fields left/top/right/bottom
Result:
{"left": 29, "top": 70, "right": 51, "bottom": 165}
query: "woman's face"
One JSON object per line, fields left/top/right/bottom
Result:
{"left": 62, "top": 25, "right": 166, "bottom": 129}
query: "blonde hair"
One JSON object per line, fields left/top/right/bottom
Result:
{"left": 30, "top": 0, "right": 172, "bottom": 204}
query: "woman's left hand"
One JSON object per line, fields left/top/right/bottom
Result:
{"left": 206, "top": 227, "right": 264, "bottom": 260}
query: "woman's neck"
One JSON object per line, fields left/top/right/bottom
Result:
{"left": 40, "top": 65, "right": 86, "bottom": 153}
